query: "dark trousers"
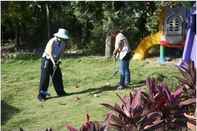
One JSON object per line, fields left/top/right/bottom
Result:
{"left": 39, "top": 58, "right": 65, "bottom": 97}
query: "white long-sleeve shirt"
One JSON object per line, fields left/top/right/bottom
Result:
{"left": 115, "top": 33, "right": 131, "bottom": 60}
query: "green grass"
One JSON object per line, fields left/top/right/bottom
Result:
{"left": 1, "top": 56, "right": 181, "bottom": 131}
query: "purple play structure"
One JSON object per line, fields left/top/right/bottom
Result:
{"left": 180, "top": 4, "right": 196, "bottom": 68}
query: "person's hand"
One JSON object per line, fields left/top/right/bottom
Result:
{"left": 56, "top": 61, "right": 61, "bottom": 65}
{"left": 53, "top": 64, "right": 57, "bottom": 71}
{"left": 113, "top": 52, "right": 119, "bottom": 60}
{"left": 53, "top": 61, "right": 61, "bottom": 70}
{"left": 112, "top": 54, "right": 116, "bottom": 59}
{"left": 113, "top": 51, "right": 116, "bottom": 57}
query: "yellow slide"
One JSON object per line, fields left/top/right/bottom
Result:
{"left": 132, "top": 31, "right": 162, "bottom": 60}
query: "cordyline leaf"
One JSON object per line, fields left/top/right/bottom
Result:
{"left": 148, "top": 111, "right": 162, "bottom": 118}
{"left": 190, "top": 63, "right": 196, "bottom": 84}
{"left": 131, "top": 90, "right": 143, "bottom": 117}
{"left": 143, "top": 119, "right": 164, "bottom": 131}
{"left": 153, "top": 93, "right": 167, "bottom": 109}
{"left": 101, "top": 103, "right": 116, "bottom": 111}
{"left": 66, "top": 114, "right": 107, "bottom": 131}
{"left": 65, "top": 124, "right": 78, "bottom": 131}
{"left": 110, "top": 114, "right": 125, "bottom": 125}
{"left": 141, "top": 92, "right": 154, "bottom": 114}
{"left": 99, "top": 125, "right": 108, "bottom": 131}
{"left": 129, "top": 92, "right": 133, "bottom": 105}
{"left": 114, "top": 103, "right": 130, "bottom": 119}
{"left": 177, "top": 63, "right": 187, "bottom": 71}
{"left": 176, "top": 77, "right": 192, "bottom": 88}
{"left": 85, "top": 121, "right": 108, "bottom": 131}
{"left": 108, "top": 114, "right": 125, "bottom": 128}
{"left": 109, "top": 122, "right": 123, "bottom": 129}
{"left": 136, "top": 115, "right": 146, "bottom": 125}
{"left": 157, "top": 83, "right": 181, "bottom": 105}
{"left": 116, "top": 93, "right": 131, "bottom": 117}
{"left": 158, "top": 83, "right": 173, "bottom": 104}
{"left": 178, "top": 63, "right": 189, "bottom": 74}
{"left": 146, "top": 78, "right": 174, "bottom": 106}
{"left": 79, "top": 125, "right": 88, "bottom": 131}
{"left": 80, "top": 121, "right": 96, "bottom": 131}
{"left": 184, "top": 113, "right": 196, "bottom": 125}
{"left": 172, "top": 88, "right": 183, "bottom": 101}
{"left": 86, "top": 114, "right": 90, "bottom": 122}
{"left": 138, "top": 111, "right": 163, "bottom": 130}
{"left": 146, "top": 78, "right": 157, "bottom": 98}
{"left": 144, "top": 112, "right": 162, "bottom": 124}
{"left": 141, "top": 92, "right": 154, "bottom": 105}
{"left": 121, "top": 96, "right": 132, "bottom": 118}
{"left": 101, "top": 103, "right": 129, "bottom": 120}
{"left": 105, "top": 112, "right": 112, "bottom": 121}
{"left": 177, "top": 61, "right": 196, "bottom": 89}
{"left": 141, "top": 91, "right": 150, "bottom": 101}
{"left": 116, "top": 93, "right": 128, "bottom": 108}
{"left": 176, "top": 76, "right": 194, "bottom": 88}
{"left": 179, "top": 98, "right": 196, "bottom": 107}
{"left": 180, "top": 68, "right": 193, "bottom": 81}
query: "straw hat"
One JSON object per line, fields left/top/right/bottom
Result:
{"left": 54, "top": 28, "right": 69, "bottom": 39}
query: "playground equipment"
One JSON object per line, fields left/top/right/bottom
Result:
{"left": 159, "top": 6, "right": 188, "bottom": 64}
{"left": 180, "top": 4, "right": 196, "bottom": 67}
{"left": 132, "top": 5, "right": 189, "bottom": 64}
{"left": 132, "top": 32, "right": 162, "bottom": 60}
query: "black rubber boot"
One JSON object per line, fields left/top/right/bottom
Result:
{"left": 37, "top": 94, "right": 46, "bottom": 102}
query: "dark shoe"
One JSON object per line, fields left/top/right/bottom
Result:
{"left": 124, "top": 84, "right": 130, "bottom": 88}
{"left": 117, "top": 85, "right": 124, "bottom": 90}
{"left": 125, "top": 82, "right": 131, "bottom": 86}
{"left": 37, "top": 94, "right": 46, "bottom": 102}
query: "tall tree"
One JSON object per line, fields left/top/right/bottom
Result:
{"left": 1, "top": 1, "right": 193, "bottom": 53}
{"left": 45, "top": 3, "right": 50, "bottom": 39}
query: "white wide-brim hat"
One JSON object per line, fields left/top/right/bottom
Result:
{"left": 54, "top": 28, "right": 69, "bottom": 39}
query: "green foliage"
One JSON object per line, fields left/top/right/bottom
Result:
{"left": 2, "top": 1, "right": 193, "bottom": 53}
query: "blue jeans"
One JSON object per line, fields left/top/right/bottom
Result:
{"left": 119, "top": 59, "right": 131, "bottom": 86}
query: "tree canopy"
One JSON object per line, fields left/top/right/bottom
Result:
{"left": 1, "top": 1, "right": 193, "bottom": 54}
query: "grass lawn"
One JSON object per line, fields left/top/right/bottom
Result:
{"left": 1, "top": 56, "right": 181, "bottom": 131}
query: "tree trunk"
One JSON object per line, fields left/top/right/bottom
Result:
{"left": 15, "top": 23, "right": 20, "bottom": 50}
{"left": 46, "top": 3, "right": 50, "bottom": 39}
{"left": 105, "top": 33, "right": 112, "bottom": 58}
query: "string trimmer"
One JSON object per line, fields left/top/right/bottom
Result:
{"left": 105, "top": 57, "right": 119, "bottom": 86}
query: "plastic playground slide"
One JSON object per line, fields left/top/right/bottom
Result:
{"left": 132, "top": 31, "right": 162, "bottom": 60}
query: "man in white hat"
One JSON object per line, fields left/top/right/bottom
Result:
{"left": 38, "top": 28, "right": 69, "bottom": 101}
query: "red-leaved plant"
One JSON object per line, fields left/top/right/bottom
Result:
{"left": 145, "top": 77, "right": 196, "bottom": 130}
{"left": 177, "top": 61, "right": 196, "bottom": 99}
{"left": 66, "top": 114, "right": 108, "bottom": 131}
{"left": 66, "top": 62, "right": 196, "bottom": 131}
{"left": 177, "top": 61, "right": 196, "bottom": 129}
{"left": 101, "top": 90, "right": 163, "bottom": 131}
{"left": 101, "top": 77, "right": 196, "bottom": 131}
